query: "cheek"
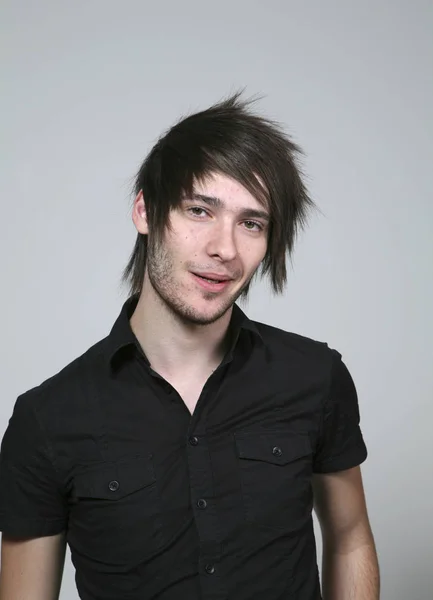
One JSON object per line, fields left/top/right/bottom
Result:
{"left": 166, "top": 228, "right": 202, "bottom": 264}
{"left": 184, "top": 227, "right": 207, "bottom": 255}
{"left": 165, "top": 225, "right": 195, "bottom": 249}
{"left": 242, "top": 240, "right": 267, "bottom": 268}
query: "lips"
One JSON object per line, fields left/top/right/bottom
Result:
{"left": 192, "top": 272, "right": 232, "bottom": 283}
{"left": 191, "top": 272, "right": 232, "bottom": 291}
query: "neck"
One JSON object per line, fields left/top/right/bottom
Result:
{"left": 130, "top": 281, "right": 233, "bottom": 378}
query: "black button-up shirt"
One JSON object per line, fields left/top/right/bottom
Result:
{"left": 0, "top": 296, "right": 367, "bottom": 599}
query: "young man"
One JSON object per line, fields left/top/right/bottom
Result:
{"left": 0, "top": 94, "right": 379, "bottom": 599}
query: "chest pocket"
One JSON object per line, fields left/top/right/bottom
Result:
{"left": 68, "top": 456, "right": 164, "bottom": 563}
{"left": 235, "top": 430, "right": 313, "bottom": 531}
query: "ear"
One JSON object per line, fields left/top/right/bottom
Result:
{"left": 132, "top": 190, "right": 149, "bottom": 235}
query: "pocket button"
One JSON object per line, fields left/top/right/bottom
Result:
{"left": 108, "top": 480, "right": 120, "bottom": 492}
{"left": 272, "top": 446, "right": 283, "bottom": 457}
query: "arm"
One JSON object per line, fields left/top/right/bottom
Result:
{"left": 0, "top": 394, "right": 69, "bottom": 599}
{"left": 313, "top": 466, "right": 380, "bottom": 600}
{"left": 0, "top": 532, "right": 66, "bottom": 600}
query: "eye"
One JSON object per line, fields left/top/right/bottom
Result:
{"left": 243, "top": 220, "right": 263, "bottom": 232}
{"left": 187, "top": 206, "right": 209, "bottom": 218}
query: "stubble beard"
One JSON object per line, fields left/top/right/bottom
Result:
{"left": 146, "top": 239, "right": 250, "bottom": 326}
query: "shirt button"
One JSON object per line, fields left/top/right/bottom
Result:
{"left": 197, "top": 498, "right": 207, "bottom": 509}
{"left": 189, "top": 436, "right": 199, "bottom": 446}
{"left": 272, "top": 446, "right": 283, "bottom": 457}
{"left": 108, "top": 480, "right": 119, "bottom": 492}
{"left": 205, "top": 563, "right": 215, "bottom": 575}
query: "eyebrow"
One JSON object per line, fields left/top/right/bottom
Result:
{"left": 189, "top": 193, "right": 270, "bottom": 222}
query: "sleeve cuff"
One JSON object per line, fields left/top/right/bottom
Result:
{"left": 0, "top": 515, "right": 66, "bottom": 538}
{"left": 313, "top": 441, "right": 368, "bottom": 474}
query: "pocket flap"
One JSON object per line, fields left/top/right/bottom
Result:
{"left": 235, "top": 430, "right": 311, "bottom": 465}
{"left": 73, "top": 456, "right": 155, "bottom": 500}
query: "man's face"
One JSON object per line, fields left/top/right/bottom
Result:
{"left": 139, "top": 173, "right": 269, "bottom": 325}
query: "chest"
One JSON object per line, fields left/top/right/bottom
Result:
{"left": 68, "top": 420, "right": 315, "bottom": 566}
{"left": 169, "top": 378, "right": 210, "bottom": 415}
{"left": 155, "top": 367, "right": 216, "bottom": 416}
{"left": 63, "top": 367, "right": 324, "bottom": 585}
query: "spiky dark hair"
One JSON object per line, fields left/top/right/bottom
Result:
{"left": 123, "top": 92, "right": 316, "bottom": 297}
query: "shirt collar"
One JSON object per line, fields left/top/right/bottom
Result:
{"left": 104, "top": 295, "right": 263, "bottom": 372}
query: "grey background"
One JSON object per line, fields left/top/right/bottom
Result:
{"left": 1, "top": 1, "right": 432, "bottom": 598}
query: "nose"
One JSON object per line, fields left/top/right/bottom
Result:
{"left": 206, "top": 220, "right": 238, "bottom": 262}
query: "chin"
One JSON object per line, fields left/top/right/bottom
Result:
{"left": 175, "top": 299, "right": 232, "bottom": 326}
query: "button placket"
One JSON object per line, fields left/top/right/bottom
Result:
{"left": 187, "top": 421, "right": 225, "bottom": 598}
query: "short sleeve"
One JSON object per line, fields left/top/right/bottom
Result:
{"left": 313, "top": 349, "right": 368, "bottom": 473}
{"left": 0, "top": 394, "right": 67, "bottom": 537}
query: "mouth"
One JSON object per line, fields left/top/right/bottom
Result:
{"left": 191, "top": 272, "right": 233, "bottom": 292}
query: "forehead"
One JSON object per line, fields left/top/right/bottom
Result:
{"left": 193, "top": 173, "right": 267, "bottom": 211}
